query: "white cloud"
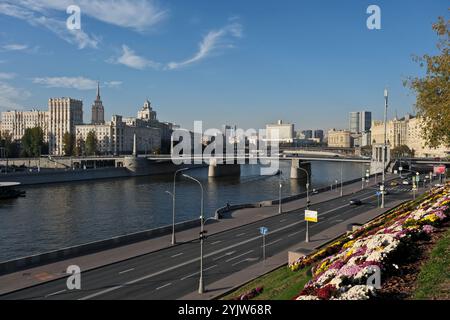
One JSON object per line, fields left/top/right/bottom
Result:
{"left": 0, "top": 81, "right": 31, "bottom": 110}
{"left": 33, "top": 76, "right": 122, "bottom": 90}
{"left": 109, "top": 45, "right": 160, "bottom": 70}
{"left": 167, "top": 21, "right": 243, "bottom": 70}
{"left": 0, "top": 1, "right": 99, "bottom": 49}
{"left": 2, "top": 44, "right": 28, "bottom": 51}
{"left": 0, "top": 0, "right": 168, "bottom": 32}
{"left": 0, "top": 72, "right": 16, "bottom": 80}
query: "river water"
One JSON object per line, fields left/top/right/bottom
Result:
{"left": 0, "top": 161, "right": 366, "bottom": 262}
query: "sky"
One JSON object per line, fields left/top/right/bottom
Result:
{"left": 0, "top": 0, "right": 448, "bottom": 132}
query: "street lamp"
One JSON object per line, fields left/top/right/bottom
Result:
{"left": 170, "top": 168, "right": 189, "bottom": 245}
{"left": 296, "top": 166, "right": 311, "bottom": 243}
{"left": 182, "top": 173, "right": 205, "bottom": 294}
{"left": 278, "top": 170, "right": 283, "bottom": 214}
{"left": 381, "top": 88, "right": 388, "bottom": 209}
{"left": 340, "top": 162, "right": 344, "bottom": 197}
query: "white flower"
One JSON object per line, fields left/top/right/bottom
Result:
{"left": 336, "top": 285, "right": 374, "bottom": 300}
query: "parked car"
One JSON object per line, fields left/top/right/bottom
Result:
{"left": 349, "top": 199, "right": 362, "bottom": 206}
{"left": 390, "top": 181, "right": 399, "bottom": 186}
{"left": 402, "top": 180, "right": 411, "bottom": 185}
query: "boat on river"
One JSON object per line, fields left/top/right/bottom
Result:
{"left": 0, "top": 182, "right": 26, "bottom": 200}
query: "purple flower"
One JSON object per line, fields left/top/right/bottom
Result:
{"left": 422, "top": 225, "right": 435, "bottom": 234}
{"left": 338, "top": 264, "right": 362, "bottom": 277}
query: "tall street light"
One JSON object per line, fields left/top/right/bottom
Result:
{"left": 381, "top": 88, "right": 388, "bottom": 208}
{"left": 296, "top": 166, "right": 311, "bottom": 243}
{"left": 170, "top": 168, "right": 189, "bottom": 245}
{"left": 340, "top": 162, "right": 344, "bottom": 197}
{"left": 278, "top": 170, "right": 283, "bottom": 214}
{"left": 182, "top": 173, "right": 205, "bottom": 294}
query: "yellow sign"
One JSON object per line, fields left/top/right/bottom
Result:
{"left": 305, "top": 210, "right": 318, "bottom": 223}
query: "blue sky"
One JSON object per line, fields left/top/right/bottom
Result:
{"left": 0, "top": 0, "right": 448, "bottom": 131}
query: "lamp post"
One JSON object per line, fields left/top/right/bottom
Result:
{"left": 381, "top": 88, "right": 388, "bottom": 209}
{"left": 278, "top": 170, "right": 283, "bottom": 214}
{"left": 182, "top": 174, "right": 205, "bottom": 294}
{"left": 170, "top": 168, "right": 189, "bottom": 245}
{"left": 339, "top": 162, "right": 343, "bottom": 197}
{"left": 296, "top": 166, "right": 311, "bottom": 243}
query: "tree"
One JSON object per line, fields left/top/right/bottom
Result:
{"left": 391, "top": 145, "right": 414, "bottom": 159}
{"left": 62, "top": 132, "right": 75, "bottom": 156}
{"left": 85, "top": 131, "right": 97, "bottom": 156}
{"left": 405, "top": 16, "right": 450, "bottom": 148}
{"left": 74, "top": 137, "right": 84, "bottom": 157}
{"left": 21, "top": 127, "right": 45, "bottom": 157}
{"left": 0, "top": 131, "right": 19, "bottom": 158}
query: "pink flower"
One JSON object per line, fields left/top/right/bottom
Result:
{"left": 422, "top": 225, "right": 436, "bottom": 234}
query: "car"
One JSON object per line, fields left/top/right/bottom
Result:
{"left": 390, "top": 181, "right": 399, "bottom": 186}
{"left": 349, "top": 199, "right": 362, "bottom": 205}
{"left": 402, "top": 180, "right": 411, "bottom": 185}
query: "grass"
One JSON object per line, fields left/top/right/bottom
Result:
{"left": 221, "top": 265, "right": 311, "bottom": 300}
{"left": 413, "top": 227, "right": 450, "bottom": 300}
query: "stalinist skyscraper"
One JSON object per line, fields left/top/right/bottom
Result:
{"left": 91, "top": 82, "right": 105, "bottom": 124}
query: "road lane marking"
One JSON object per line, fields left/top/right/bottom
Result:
{"left": 264, "top": 238, "right": 283, "bottom": 247}
{"left": 232, "top": 257, "right": 259, "bottom": 267}
{"left": 212, "top": 251, "right": 236, "bottom": 261}
{"left": 236, "top": 233, "right": 246, "bottom": 237}
{"left": 156, "top": 283, "right": 172, "bottom": 291}
{"left": 226, "top": 250, "right": 254, "bottom": 263}
{"left": 280, "top": 219, "right": 287, "bottom": 223}
{"left": 288, "top": 230, "right": 304, "bottom": 237}
{"left": 181, "top": 265, "right": 218, "bottom": 281}
{"left": 78, "top": 192, "right": 383, "bottom": 300}
{"left": 45, "top": 289, "right": 66, "bottom": 298}
{"left": 171, "top": 253, "right": 184, "bottom": 258}
{"left": 118, "top": 268, "right": 135, "bottom": 275}
{"left": 210, "top": 240, "right": 222, "bottom": 245}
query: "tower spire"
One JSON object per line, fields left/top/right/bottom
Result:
{"left": 96, "top": 81, "right": 100, "bottom": 100}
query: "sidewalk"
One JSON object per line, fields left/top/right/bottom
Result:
{"left": 0, "top": 174, "right": 393, "bottom": 296}
{"left": 180, "top": 195, "right": 410, "bottom": 300}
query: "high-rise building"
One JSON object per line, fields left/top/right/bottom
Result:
{"left": 359, "top": 111, "right": 372, "bottom": 132}
{"left": 349, "top": 111, "right": 372, "bottom": 134}
{"left": 91, "top": 82, "right": 105, "bottom": 125}
{"left": 49, "top": 98, "right": 83, "bottom": 155}
{"left": 302, "top": 130, "right": 313, "bottom": 139}
{"left": 313, "top": 130, "right": 324, "bottom": 142}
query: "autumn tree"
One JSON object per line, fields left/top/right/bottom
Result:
{"left": 405, "top": 16, "right": 450, "bottom": 148}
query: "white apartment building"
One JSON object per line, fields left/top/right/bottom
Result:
{"left": 48, "top": 98, "right": 83, "bottom": 155}
{"left": 265, "top": 120, "right": 295, "bottom": 143}
{"left": 0, "top": 110, "right": 49, "bottom": 141}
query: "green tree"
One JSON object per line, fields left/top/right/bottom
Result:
{"left": 74, "top": 137, "right": 84, "bottom": 157}
{"left": 405, "top": 16, "right": 450, "bottom": 148}
{"left": 21, "top": 127, "right": 45, "bottom": 157}
{"left": 62, "top": 132, "right": 75, "bottom": 156}
{"left": 85, "top": 131, "right": 97, "bottom": 156}
{"left": 391, "top": 145, "right": 415, "bottom": 159}
{"left": 0, "top": 131, "right": 19, "bottom": 158}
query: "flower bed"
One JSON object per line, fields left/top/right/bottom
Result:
{"left": 290, "top": 183, "right": 450, "bottom": 300}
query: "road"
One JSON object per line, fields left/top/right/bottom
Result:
{"left": 0, "top": 178, "right": 416, "bottom": 300}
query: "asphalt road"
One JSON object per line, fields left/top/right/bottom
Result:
{"left": 0, "top": 178, "right": 417, "bottom": 300}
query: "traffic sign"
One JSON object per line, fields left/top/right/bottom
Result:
{"left": 259, "top": 227, "right": 269, "bottom": 235}
{"left": 305, "top": 210, "right": 318, "bottom": 223}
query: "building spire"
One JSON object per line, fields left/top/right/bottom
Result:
{"left": 96, "top": 81, "right": 100, "bottom": 100}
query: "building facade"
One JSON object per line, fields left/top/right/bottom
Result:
{"left": 266, "top": 120, "right": 295, "bottom": 143}
{"left": 48, "top": 98, "right": 83, "bottom": 155}
{"left": 349, "top": 111, "right": 372, "bottom": 134}
{"left": 313, "top": 130, "right": 324, "bottom": 142}
{"left": 327, "top": 129, "right": 353, "bottom": 148}
{"left": 0, "top": 109, "right": 49, "bottom": 141}
{"left": 371, "top": 114, "right": 449, "bottom": 158}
